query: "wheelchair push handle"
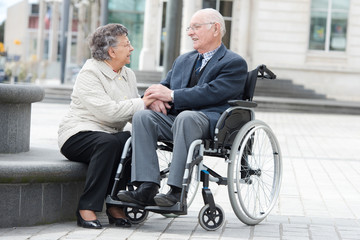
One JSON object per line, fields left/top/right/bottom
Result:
{"left": 258, "top": 65, "right": 276, "bottom": 80}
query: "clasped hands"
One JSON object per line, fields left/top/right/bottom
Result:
{"left": 142, "top": 84, "right": 172, "bottom": 115}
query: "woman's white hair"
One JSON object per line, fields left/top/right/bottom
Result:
{"left": 195, "top": 8, "right": 226, "bottom": 37}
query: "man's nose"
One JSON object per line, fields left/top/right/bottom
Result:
{"left": 187, "top": 30, "right": 194, "bottom": 37}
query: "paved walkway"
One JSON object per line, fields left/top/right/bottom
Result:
{"left": 1, "top": 102, "right": 360, "bottom": 240}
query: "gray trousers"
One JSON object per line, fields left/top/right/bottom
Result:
{"left": 131, "top": 110, "right": 210, "bottom": 188}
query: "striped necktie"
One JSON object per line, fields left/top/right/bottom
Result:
{"left": 195, "top": 54, "right": 204, "bottom": 75}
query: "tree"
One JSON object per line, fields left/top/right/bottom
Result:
{"left": 0, "top": 21, "right": 4, "bottom": 43}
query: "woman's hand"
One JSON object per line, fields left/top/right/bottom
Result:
{"left": 142, "top": 96, "right": 171, "bottom": 115}
{"left": 142, "top": 95, "right": 157, "bottom": 107}
{"left": 148, "top": 100, "right": 171, "bottom": 115}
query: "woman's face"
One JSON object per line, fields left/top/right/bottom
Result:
{"left": 110, "top": 35, "right": 134, "bottom": 68}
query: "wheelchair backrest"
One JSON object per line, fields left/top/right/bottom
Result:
{"left": 243, "top": 64, "right": 276, "bottom": 101}
{"left": 212, "top": 65, "right": 276, "bottom": 150}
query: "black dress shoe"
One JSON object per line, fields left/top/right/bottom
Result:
{"left": 117, "top": 182, "right": 159, "bottom": 206}
{"left": 76, "top": 211, "right": 102, "bottom": 229}
{"left": 154, "top": 187, "right": 181, "bottom": 207}
{"left": 106, "top": 209, "right": 131, "bottom": 228}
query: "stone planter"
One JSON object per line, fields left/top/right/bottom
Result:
{"left": 0, "top": 84, "right": 44, "bottom": 153}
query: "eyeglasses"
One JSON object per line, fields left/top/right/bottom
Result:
{"left": 121, "top": 41, "right": 132, "bottom": 48}
{"left": 115, "top": 41, "right": 132, "bottom": 49}
{"left": 186, "top": 22, "right": 215, "bottom": 32}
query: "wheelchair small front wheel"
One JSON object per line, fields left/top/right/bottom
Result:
{"left": 198, "top": 204, "right": 225, "bottom": 231}
{"left": 124, "top": 207, "right": 149, "bottom": 224}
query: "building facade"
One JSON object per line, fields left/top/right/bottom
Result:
{"left": 4, "top": 0, "right": 360, "bottom": 101}
{"left": 134, "top": 0, "right": 360, "bottom": 102}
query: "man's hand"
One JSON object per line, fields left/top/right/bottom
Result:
{"left": 144, "top": 84, "right": 172, "bottom": 102}
{"left": 148, "top": 100, "right": 171, "bottom": 115}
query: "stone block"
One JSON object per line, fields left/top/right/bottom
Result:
{"left": 18, "top": 183, "right": 43, "bottom": 226}
{"left": 0, "top": 184, "right": 20, "bottom": 227}
{"left": 0, "top": 103, "right": 31, "bottom": 153}
{"left": 61, "top": 181, "right": 84, "bottom": 220}
{"left": 0, "top": 84, "right": 44, "bottom": 153}
{"left": 43, "top": 183, "right": 63, "bottom": 224}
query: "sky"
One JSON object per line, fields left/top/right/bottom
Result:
{"left": 0, "top": 0, "right": 36, "bottom": 24}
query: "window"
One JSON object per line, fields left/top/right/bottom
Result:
{"left": 202, "top": 0, "right": 233, "bottom": 49}
{"left": 108, "top": 0, "right": 145, "bottom": 69}
{"left": 309, "top": 0, "right": 349, "bottom": 52}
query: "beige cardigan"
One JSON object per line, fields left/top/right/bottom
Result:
{"left": 58, "top": 59, "right": 144, "bottom": 149}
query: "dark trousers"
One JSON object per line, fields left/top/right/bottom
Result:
{"left": 61, "top": 131, "right": 131, "bottom": 212}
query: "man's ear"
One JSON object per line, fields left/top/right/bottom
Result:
{"left": 214, "top": 23, "right": 220, "bottom": 36}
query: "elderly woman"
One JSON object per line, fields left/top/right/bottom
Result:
{"left": 58, "top": 24, "right": 154, "bottom": 229}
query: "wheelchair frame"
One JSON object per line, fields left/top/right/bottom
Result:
{"left": 106, "top": 65, "right": 282, "bottom": 231}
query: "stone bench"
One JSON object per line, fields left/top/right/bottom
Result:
{"left": 0, "top": 84, "right": 87, "bottom": 228}
{"left": 0, "top": 148, "right": 87, "bottom": 228}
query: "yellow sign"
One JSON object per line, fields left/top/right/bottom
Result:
{"left": 0, "top": 42, "right": 4, "bottom": 52}
{"left": 14, "top": 39, "right": 21, "bottom": 45}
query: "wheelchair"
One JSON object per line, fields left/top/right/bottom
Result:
{"left": 106, "top": 64, "right": 282, "bottom": 231}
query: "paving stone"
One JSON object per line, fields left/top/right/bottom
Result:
{"left": 2, "top": 104, "right": 360, "bottom": 239}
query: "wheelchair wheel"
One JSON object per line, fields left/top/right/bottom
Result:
{"left": 227, "top": 120, "right": 282, "bottom": 225}
{"left": 198, "top": 204, "right": 225, "bottom": 231}
{"left": 124, "top": 206, "right": 149, "bottom": 224}
{"left": 157, "top": 146, "right": 200, "bottom": 208}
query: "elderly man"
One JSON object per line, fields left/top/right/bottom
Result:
{"left": 118, "top": 8, "right": 248, "bottom": 207}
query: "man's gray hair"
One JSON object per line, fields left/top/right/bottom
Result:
{"left": 196, "top": 8, "right": 226, "bottom": 37}
{"left": 88, "top": 23, "right": 128, "bottom": 61}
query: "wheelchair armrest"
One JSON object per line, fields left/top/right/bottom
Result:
{"left": 228, "top": 100, "right": 257, "bottom": 108}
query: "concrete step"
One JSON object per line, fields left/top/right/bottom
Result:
{"left": 40, "top": 71, "right": 360, "bottom": 115}
{"left": 43, "top": 85, "right": 72, "bottom": 104}
{"left": 255, "top": 78, "right": 329, "bottom": 99}
{"left": 43, "top": 72, "right": 328, "bottom": 100}
{"left": 253, "top": 96, "right": 360, "bottom": 115}
{"left": 133, "top": 70, "right": 163, "bottom": 84}
{"left": 133, "top": 71, "right": 328, "bottom": 99}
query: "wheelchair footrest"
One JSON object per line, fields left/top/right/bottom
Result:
{"left": 105, "top": 195, "right": 145, "bottom": 209}
{"left": 145, "top": 202, "right": 187, "bottom": 215}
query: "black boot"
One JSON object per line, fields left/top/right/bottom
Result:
{"left": 117, "top": 182, "right": 159, "bottom": 206}
{"left": 153, "top": 186, "right": 182, "bottom": 207}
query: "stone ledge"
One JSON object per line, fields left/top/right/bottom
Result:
{"left": 0, "top": 148, "right": 87, "bottom": 228}
{"left": 0, "top": 84, "right": 44, "bottom": 103}
{"left": 0, "top": 148, "right": 87, "bottom": 183}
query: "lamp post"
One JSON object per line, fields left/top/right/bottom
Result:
{"left": 162, "top": 0, "right": 182, "bottom": 78}
{"left": 60, "top": 0, "right": 70, "bottom": 84}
